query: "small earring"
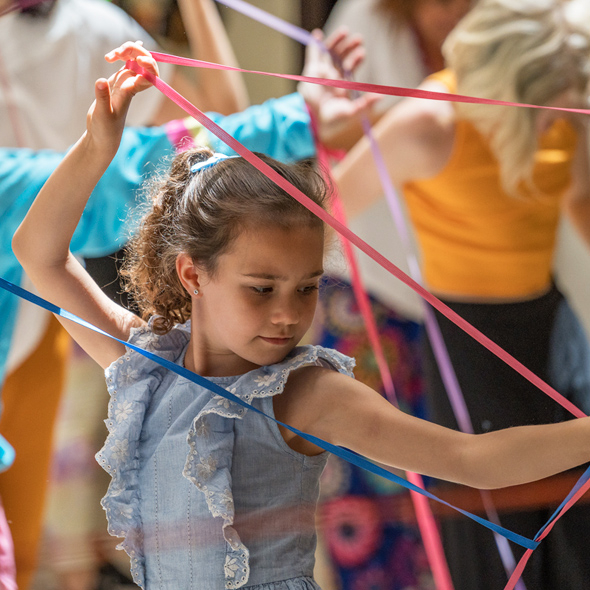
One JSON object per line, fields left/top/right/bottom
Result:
{"left": 193, "top": 289, "right": 199, "bottom": 295}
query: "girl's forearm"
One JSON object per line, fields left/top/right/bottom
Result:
{"left": 459, "top": 417, "right": 590, "bottom": 490}
{"left": 12, "top": 132, "right": 114, "bottom": 271}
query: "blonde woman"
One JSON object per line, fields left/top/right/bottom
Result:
{"left": 334, "top": 0, "right": 590, "bottom": 588}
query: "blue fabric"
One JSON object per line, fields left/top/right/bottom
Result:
{"left": 0, "top": 92, "right": 315, "bottom": 470}
{"left": 207, "top": 93, "right": 315, "bottom": 164}
{"left": 0, "top": 127, "right": 172, "bottom": 469}
{"left": 98, "top": 319, "right": 353, "bottom": 589}
{"left": 548, "top": 297, "right": 590, "bottom": 416}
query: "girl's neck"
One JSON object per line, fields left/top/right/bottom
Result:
{"left": 183, "top": 337, "right": 261, "bottom": 378}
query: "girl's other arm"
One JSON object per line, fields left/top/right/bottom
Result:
{"left": 332, "top": 81, "right": 456, "bottom": 219}
{"left": 278, "top": 367, "right": 590, "bottom": 490}
{"left": 12, "top": 47, "right": 156, "bottom": 369}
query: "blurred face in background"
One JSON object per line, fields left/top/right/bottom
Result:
{"left": 413, "top": 0, "right": 473, "bottom": 52}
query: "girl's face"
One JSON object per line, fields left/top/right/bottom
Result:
{"left": 189, "top": 223, "right": 325, "bottom": 377}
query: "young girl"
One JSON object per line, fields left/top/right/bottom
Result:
{"left": 12, "top": 43, "right": 590, "bottom": 590}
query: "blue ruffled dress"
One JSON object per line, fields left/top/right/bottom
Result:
{"left": 96, "top": 320, "right": 355, "bottom": 589}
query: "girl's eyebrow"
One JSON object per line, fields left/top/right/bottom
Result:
{"left": 242, "top": 270, "right": 324, "bottom": 280}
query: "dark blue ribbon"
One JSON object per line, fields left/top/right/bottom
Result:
{"left": 0, "top": 275, "right": 541, "bottom": 550}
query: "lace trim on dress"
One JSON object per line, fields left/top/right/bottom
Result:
{"left": 96, "top": 320, "right": 190, "bottom": 588}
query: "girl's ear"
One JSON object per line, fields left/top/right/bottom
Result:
{"left": 176, "top": 253, "right": 202, "bottom": 297}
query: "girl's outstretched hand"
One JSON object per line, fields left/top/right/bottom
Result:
{"left": 85, "top": 41, "right": 159, "bottom": 154}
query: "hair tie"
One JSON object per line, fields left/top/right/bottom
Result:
{"left": 190, "top": 153, "right": 239, "bottom": 173}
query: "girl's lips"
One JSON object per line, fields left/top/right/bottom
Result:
{"left": 260, "top": 336, "right": 292, "bottom": 345}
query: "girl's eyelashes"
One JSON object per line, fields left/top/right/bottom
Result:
{"left": 299, "top": 284, "right": 320, "bottom": 295}
{"left": 250, "top": 286, "right": 273, "bottom": 295}
{"left": 247, "top": 284, "right": 320, "bottom": 296}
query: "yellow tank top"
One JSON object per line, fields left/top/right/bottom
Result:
{"left": 402, "top": 70, "right": 577, "bottom": 298}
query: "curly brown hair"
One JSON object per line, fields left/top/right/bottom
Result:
{"left": 121, "top": 147, "right": 329, "bottom": 335}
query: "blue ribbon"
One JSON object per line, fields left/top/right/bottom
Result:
{"left": 0, "top": 275, "right": 542, "bottom": 550}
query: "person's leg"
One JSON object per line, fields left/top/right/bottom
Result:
{"left": 0, "top": 316, "right": 70, "bottom": 589}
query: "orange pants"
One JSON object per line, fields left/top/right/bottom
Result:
{"left": 0, "top": 317, "right": 70, "bottom": 590}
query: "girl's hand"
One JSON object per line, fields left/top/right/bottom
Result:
{"left": 85, "top": 41, "right": 159, "bottom": 154}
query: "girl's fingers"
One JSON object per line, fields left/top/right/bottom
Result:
{"left": 136, "top": 55, "right": 159, "bottom": 78}
{"left": 105, "top": 40, "right": 149, "bottom": 63}
{"left": 92, "top": 78, "right": 112, "bottom": 118}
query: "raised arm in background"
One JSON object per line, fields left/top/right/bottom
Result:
{"left": 150, "top": 0, "right": 249, "bottom": 122}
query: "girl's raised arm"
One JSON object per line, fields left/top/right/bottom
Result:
{"left": 12, "top": 44, "right": 157, "bottom": 369}
{"left": 278, "top": 366, "right": 590, "bottom": 490}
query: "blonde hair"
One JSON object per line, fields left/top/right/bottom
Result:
{"left": 443, "top": 0, "right": 590, "bottom": 195}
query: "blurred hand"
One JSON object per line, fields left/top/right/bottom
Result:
{"left": 298, "top": 28, "right": 380, "bottom": 151}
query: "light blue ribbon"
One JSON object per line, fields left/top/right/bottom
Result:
{"left": 190, "top": 152, "right": 238, "bottom": 173}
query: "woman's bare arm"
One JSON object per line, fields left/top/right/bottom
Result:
{"left": 150, "top": 0, "right": 249, "bottom": 123}
{"left": 332, "top": 81, "right": 456, "bottom": 219}
{"left": 563, "top": 119, "right": 590, "bottom": 249}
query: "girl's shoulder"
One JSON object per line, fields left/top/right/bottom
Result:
{"left": 104, "top": 318, "right": 190, "bottom": 388}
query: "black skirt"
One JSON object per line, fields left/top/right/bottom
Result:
{"left": 423, "top": 284, "right": 590, "bottom": 590}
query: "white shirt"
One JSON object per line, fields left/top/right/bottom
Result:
{"left": 325, "top": 0, "right": 425, "bottom": 320}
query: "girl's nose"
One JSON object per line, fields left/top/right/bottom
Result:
{"left": 271, "top": 297, "right": 300, "bottom": 326}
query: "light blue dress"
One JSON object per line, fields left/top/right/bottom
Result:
{"left": 97, "top": 320, "right": 355, "bottom": 589}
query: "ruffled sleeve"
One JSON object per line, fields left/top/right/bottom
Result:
{"left": 95, "top": 320, "right": 191, "bottom": 589}
{"left": 182, "top": 345, "right": 355, "bottom": 589}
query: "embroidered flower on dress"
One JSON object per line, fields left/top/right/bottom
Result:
{"left": 118, "top": 505, "right": 134, "bottom": 520}
{"left": 114, "top": 401, "right": 133, "bottom": 423}
{"left": 219, "top": 489, "right": 234, "bottom": 513}
{"left": 289, "top": 351, "right": 309, "bottom": 365}
{"left": 196, "top": 456, "right": 217, "bottom": 480}
{"left": 111, "top": 439, "right": 130, "bottom": 462}
{"left": 118, "top": 366, "right": 141, "bottom": 387}
{"left": 195, "top": 418, "right": 210, "bottom": 438}
{"left": 214, "top": 395, "right": 231, "bottom": 410}
{"left": 224, "top": 556, "right": 240, "bottom": 579}
{"left": 253, "top": 373, "right": 277, "bottom": 387}
{"left": 132, "top": 331, "right": 161, "bottom": 351}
